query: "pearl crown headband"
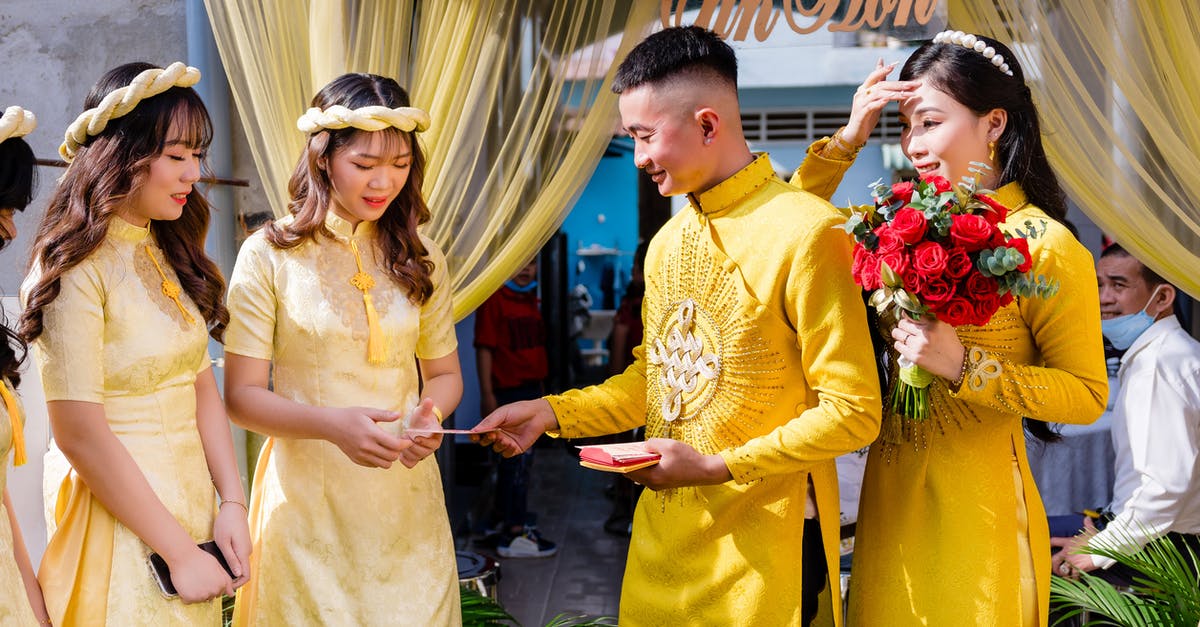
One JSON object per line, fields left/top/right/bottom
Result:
{"left": 932, "top": 30, "right": 1014, "bottom": 77}
{"left": 0, "top": 106, "right": 37, "bottom": 143}
{"left": 297, "top": 105, "right": 431, "bottom": 135}
{"left": 60, "top": 62, "right": 202, "bottom": 162}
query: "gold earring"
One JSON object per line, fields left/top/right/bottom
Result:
{"left": 988, "top": 141, "right": 997, "bottom": 162}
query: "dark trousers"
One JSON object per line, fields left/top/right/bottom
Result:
{"left": 801, "top": 517, "right": 828, "bottom": 626}
{"left": 495, "top": 383, "right": 542, "bottom": 530}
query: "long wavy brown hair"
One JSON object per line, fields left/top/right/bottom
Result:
{"left": 19, "top": 61, "right": 229, "bottom": 343}
{"left": 1, "top": 135, "right": 37, "bottom": 387}
{"left": 266, "top": 73, "right": 434, "bottom": 305}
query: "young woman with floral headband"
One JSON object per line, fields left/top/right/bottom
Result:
{"left": 223, "top": 73, "right": 462, "bottom": 625}
{"left": 19, "top": 62, "right": 249, "bottom": 625}
{"left": 0, "top": 105, "right": 51, "bottom": 626}
{"left": 792, "top": 32, "right": 1108, "bottom": 625}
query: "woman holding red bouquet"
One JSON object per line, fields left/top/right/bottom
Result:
{"left": 794, "top": 32, "right": 1108, "bottom": 625}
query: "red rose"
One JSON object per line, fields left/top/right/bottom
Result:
{"left": 970, "top": 293, "right": 1003, "bottom": 326}
{"left": 902, "top": 267, "right": 922, "bottom": 294}
{"left": 890, "top": 207, "right": 928, "bottom": 245}
{"left": 1008, "top": 237, "right": 1033, "bottom": 273}
{"left": 922, "top": 174, "right": 952, "bottom": 193}
{"left": 920, "top": 276, "right": 956, "bottom": 307}
{"left": 879, "top": 249, "right": 910, "bottom": 277}
{"left": 974, "top": 193, "right": 1009, "bottom": 225}
{"left": 949, "top": 213, "right": 1000, "bottom": 252}
{"left": 852, "top": 245, "right": 881, "bottom": 290}
{"left": 964, "top": 272, "right": 1000, "bottom": 301}
{"left": 874, "top": 225, "right": 905, "bottom": 254}
{"left": 934, "top": 296, "right": 975, "bottom": 326}
{"left": 911, "top": 241, "right": 949, "bottom": 281}
{"left": 891, "top": 181, "right": 915, "bottom": 204}
{"left": 999, "top": 292, "right": 1014, "bottom": 307}
{"left": 945, "top": 246, "right": 973, "bottom": 279}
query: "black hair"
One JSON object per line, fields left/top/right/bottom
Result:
{"left": 0, "top": 137, "right": 36, "bottom": 212}
{"left": 1100, "top": 243, "right": 1170, "bottom": 287}
{"left": 612, "top": 26, "right": 737, "bottom": 94}
{"left": 901, "top": 36, "right": 1067, "bottom": 222}
{"left": 1, "top": 134, "right": 38, "bottom": 386}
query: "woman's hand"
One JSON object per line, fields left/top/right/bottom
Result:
{"left": 398, "top": 398, "right": 444, "bottom": 468}
{"left": 213, "top": 500, "right": 252, "bottom": 589}
{"left": 166, "top": 544, "right": 234, "bottom": 604}
{"left": 843, "top": 60, "right": 921, "bottom": 147}
{"left": 328, "top": 406, "right": 412, "bottom": 468}
{"left": 892, "top": 316, "right": 966, "bottom": 381}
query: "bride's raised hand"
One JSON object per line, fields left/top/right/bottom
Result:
{"left": 843, "top": 59, "right": 921, "bottom": 147}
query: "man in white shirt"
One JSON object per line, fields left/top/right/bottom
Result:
{"left": 1050, "top": 244, "right": 1200, "bottom": 581}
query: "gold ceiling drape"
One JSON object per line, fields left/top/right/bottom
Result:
{"left": 204, "top": 0, "right": 656, "bottom": 319}
{"left": 952, "top": 0, "right": 1200, "bottom": 298}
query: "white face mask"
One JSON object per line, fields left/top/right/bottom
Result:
{"left": 1101, "top": 285, "right": 1164, "bottom": 350}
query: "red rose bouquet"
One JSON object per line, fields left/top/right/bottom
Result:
{"left": 843, "top": 168, "right": 1058, "bottom": 421}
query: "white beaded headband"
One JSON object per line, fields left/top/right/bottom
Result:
{"left": 60, "top": 61, "right": 202, "bottom": 162}
{"left": 297, "top": 105, "right": 431, "bottom": 135}
{"left": 0, "top": 106, "right": 37, "bottom": 143}
{"left": 932, "top": 30, "right": 1014, "bottom": 77}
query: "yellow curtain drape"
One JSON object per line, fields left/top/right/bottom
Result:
{"left": 952, "top": 1, "right": 1200, "bottom": 298}
{"left": 204, "top": 0, "right": 656, "bottom": 319}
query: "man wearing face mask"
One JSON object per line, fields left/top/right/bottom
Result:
{"left": 1050, "top": 244, "right": 1200, "bottom": 581}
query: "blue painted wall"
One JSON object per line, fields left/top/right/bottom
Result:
{"left": 559, "top": 139, "right": 640, "bottom": 310}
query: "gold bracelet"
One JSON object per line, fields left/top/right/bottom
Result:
{"left": 431, "top": 404, "right": 444, "bottom": 422}
{"left": 219, "top": 498, "right": 248, "bottom": 512}
{"left": 949, "top": 349, "right": 971, "bottom": 391}
{"left": 825, "top": 126, "right": 865, "bottom": 160}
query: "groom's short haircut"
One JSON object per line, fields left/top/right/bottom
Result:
{"left": 611, "top": 26, "right": 737, "bottom": 95}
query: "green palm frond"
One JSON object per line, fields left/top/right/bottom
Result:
{"left": 461, "top": 586, "right": 519, "bottom": 626}
{"left": 1050, "top": 531, "right": 1200, "bottom": 627}
{"left": 542, "top": 612, "right": 619, "bottom": 627}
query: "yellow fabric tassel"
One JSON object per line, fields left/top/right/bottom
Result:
{"left": 145, "top": 244, "right": 195, "bottom": 325}
{"left": 349, "top": 239, "right": 387, "bottom": 364}
{"left": 0, "top": 380, "right": 26, "bottom": 466}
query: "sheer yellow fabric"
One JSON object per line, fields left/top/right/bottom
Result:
{"left": 952, "top": 1, "right": 1200, "bottom": 298}
{"left": 204, "top": 0, "right": 657, "bottom": 319}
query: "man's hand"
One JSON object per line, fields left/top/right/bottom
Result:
{"left": 471, "top": 399, "right": 558, "bottom": 457}
{"left": 626, "top": 438, "right": 733, "bottom": 490}
{"left": 1050, "top": 516, "right": 1101, "bottom": 578}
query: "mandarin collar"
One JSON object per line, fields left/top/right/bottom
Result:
{"left": 989, "top": 182, "right": 1030, "bottom": 216}
{"left": 687, "top": 153, "right": 775, "bottom": 216}
{"left": 108, "top": 216, "right": 151, "bottom": 243}
{"left": 324, "top": 210, "right": 375, "bottom": 241}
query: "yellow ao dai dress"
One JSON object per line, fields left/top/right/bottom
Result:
{"left": 24, "top": 217, "right": 219, "bottom": 625}
{"left": 225, "top": 211, "right": 460, "bottom": 626}
{"left": 795, "top": 144, "right": 1108, "bottom": 625}
{"left": 0, "top": 377, "right": 38, "bottom": 626}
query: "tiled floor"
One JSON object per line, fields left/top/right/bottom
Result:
{"left": 455, "top": 443, "right": 630, "bottom": 626}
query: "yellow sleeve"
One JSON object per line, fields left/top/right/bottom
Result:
{"left": 788, "top": 137, "right": 855, "bottom": 202}
{"left": 545, "top": 344, "right": 648, "bottom": 438}
{"left": 950, "top": 221, "right": 1108, "bottom": 424}
{"left": 416, "top": 236, "right": 458, "bottom": 360}
{"left": 720, "top": 212, "right": 883, "bottom": 483}
{"left": 34, "top": 261, "right": 106, "bottom": 403}
{"left": 224, "top": 235, "right": 277, "bottom": 361}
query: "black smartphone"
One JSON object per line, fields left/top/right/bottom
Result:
{"left": 148, "top": 541, "right": 236, "bottom": 598}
